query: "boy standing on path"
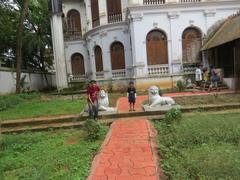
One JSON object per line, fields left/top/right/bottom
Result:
{"left": 87, "top": 80, "right": 100, "bottom": 120}
{"left": 127, "top": 81, "right": 137, "bottom": 111}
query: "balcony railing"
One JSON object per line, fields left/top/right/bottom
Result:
{"left": 108, "top": 13, "right": 122, "bottom": 23}
{"left": 69, "top": 74, "right": 86, "bottom": 82}
{"left": 92, "top": 18, "right": 100, "bottom": 28}
{"left": 112, "top": 69, "right": 126, "bottom": 78}
{"left": 143, "top": 0, "right": 165, "bottom": 5}
{"left": 148, "top": 65, "right": 169, "bottom": 75}
{"left": 179, "top": 0, "right": 201, "bottom": 3}
{"left": 183, "top": 64, "right": 196, "bottom": 74}
{"left": 96, "top": 71, "right": 104, "bottom": 79}
{"left": 64, "top": 31, "right": 82, "bottom": 41}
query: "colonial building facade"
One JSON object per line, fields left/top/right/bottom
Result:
{"left": 49, "top": 0, "right": 240, "bottom": 90}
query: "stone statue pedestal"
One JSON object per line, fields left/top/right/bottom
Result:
{"left": 142, "top": 86, "right": 181, "bottom": 112}
{"left": 143, "top": 104, "right": 181, "bottom": 112}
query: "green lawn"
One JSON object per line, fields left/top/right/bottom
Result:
{"left": 0, "top": 99, "right": 86, "bottom": 121}
{"left": 174, "top": 93, "right": 240, "bottom": 106}
{"left": 0, "top": 127, "right": 107, "bottom": 180}
{"left": 154, "top": 112, "right": 240, "bottom": 179}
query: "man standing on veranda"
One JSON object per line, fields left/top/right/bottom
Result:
{"left": 87, "top": 80, "right": 100, "bottom": 120}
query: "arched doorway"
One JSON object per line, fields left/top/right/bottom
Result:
{"left": 110, "top": 42, "right": 125, "bottom": 70}
{"left": 71, "top": 53, "right": 85, "bottom": 75}
{"left": 182, "top": 27, "right": 202, "bottom": 63}
{"left": 107, "top": 0, "right": 122, "bottom": 23}
{"left": 146, "top": 30, "right": 168, "bottom": 65}
{"left": 94, "top": 46, "right": 103, "bottom": 72}
{"left": 67, "top": 9, "right": 82, "bottom": 36}
{"left": 91, "top": 0, "right": 100, "bottom": 27}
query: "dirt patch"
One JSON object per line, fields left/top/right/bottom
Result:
{"left": 64, "top": 138, "right": 78, "bottom": 146}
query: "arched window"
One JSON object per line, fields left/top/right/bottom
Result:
{"left": 91, "top": 0, "right": 100, "bottom": 27}
{"left": 71, "top": 53, "right": 85, "bottom": 75}
{"left": 182, "top": 27, "right": 202, "bottom": 63}
{"left": 146, "top": 30, "right": 168, "bottom": 65}
{"left": 94, "top": 46, "right": 103, "bottom": 72}
{"left": 67, "top": 9, "right": 82, "bottom": 36}
{"left": 107, "top": 0, "right": 122, "bottom": 23}
{"left": 110, "top": 42, "right": 125, "bottom": 70}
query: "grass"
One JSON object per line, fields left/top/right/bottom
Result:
{"left": 0, "top": 127, "right": 108, "bottom": 180}
{"left": 174, "top": 93, "right": 240, "bottom": 106}
{"left": 154, "top": 112, "right": 240, "bottom": 179}
{"left": 0, "top": 99, "right": 86, "bottom": 121}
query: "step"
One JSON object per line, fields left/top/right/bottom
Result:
{"left": 1, "top": 114, "right": 81, "bottom": 128}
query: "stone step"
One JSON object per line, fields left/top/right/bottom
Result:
{"left": 1, "top": 103, "right": 240, "bottom": 134}
{"left": 1, "top": 114, "right": 81, "bottom": 128}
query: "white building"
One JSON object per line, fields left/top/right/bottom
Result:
{"left": 49, "top": 0, "right": 240, "bottom": 90}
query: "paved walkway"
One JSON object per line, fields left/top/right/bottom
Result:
{"left": 88, "top": 118, "right": 162, "bottom": 180}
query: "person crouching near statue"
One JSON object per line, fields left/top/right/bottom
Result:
{"left": 127, "top": 81, "right": 137, "bottom": 111}
{"left": 87, "top": 80, "right": 100, "bottom": 120}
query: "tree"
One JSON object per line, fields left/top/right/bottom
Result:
{"left": 16, "top": 0, "right": 30, "bottom": 93}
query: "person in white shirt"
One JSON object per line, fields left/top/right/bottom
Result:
{"left": 195, "top": 65, "right": 203, "bottom": 87}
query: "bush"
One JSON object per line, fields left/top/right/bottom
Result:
{"left": 83, "top": 119, "right": 102, "bottom": 141}
{"left": 164, "top": 108, "right": 182, "bottom": 124}
{"left": 176, "top": 80, "right": 186, "bottom": 92}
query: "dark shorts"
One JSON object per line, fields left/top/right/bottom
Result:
{"left": 128, "top": 95, "right": 136, "bottom": 103}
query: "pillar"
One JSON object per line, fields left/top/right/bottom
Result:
{"left": 49, "top": 0, "right": 68, "bottom": 90}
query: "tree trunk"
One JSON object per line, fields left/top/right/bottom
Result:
{"left": 16, "top": 0, "right": 29, "bottom": 93}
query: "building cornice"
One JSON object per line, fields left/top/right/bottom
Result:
{"left": 84, "top": 22, "right": 128, "bottom": 38}
{"left": 127, "top": 0, "right": 240, "bottom": 13}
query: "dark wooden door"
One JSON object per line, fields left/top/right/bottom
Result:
{"left": 95, "top": 46, "right": 103, "bottom": 72}
{"left": 235, "top": 40, "right": 240, "bottom": 90}
{"left": 91, "top": 0, "right": 100, "bottom": 27}
{"left": 71, "top": 53, "right": 85, "bottom": 75}
{"left": 110, "top": 42, "right": 125, "bottom": 70}
{"left": 182, "top": 28, "right": 201, "bottom": 63}
{"left": 67, "top": 9, "right": 81, "bottom": 35}
{"left": 107, "top": 0, "right": 121, "bottom": 15}
{"left": 146, "top": 30, "right": 168, "bottom": 65}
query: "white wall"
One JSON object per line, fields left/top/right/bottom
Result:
{"left": 0, "top": 69, "right": 56, "bottom": 95}
{"left": 128, "top": 1, "right": 240, "bottom": 77}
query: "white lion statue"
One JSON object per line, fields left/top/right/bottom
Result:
{"left": 148, "top": 86, "right": 175, "bottom": 107}
{"left": 98, "top": 90, "right": 116, "bottom": 111}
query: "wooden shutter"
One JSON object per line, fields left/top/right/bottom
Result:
{"left": 91, "top": 0, "right": 100, "bottom": 27}
{"left": 146, "top": 30, "right": 168, "bottom": 65}
{"left": 67, "top": 9, "right": 81, "bottom": 34}
{"left": 182, "top": 28, "right": 201, "bottom": 63}
{"left": 95, "top": 46, "right": 103, "bottom": 72}
{"left": 71, "top": 53, "right": 85, "bottom": 75}
{"left": 110, "top": 42, "right": 125, "bottom": 70}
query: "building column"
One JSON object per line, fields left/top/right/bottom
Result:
{"left": 99, "top": 0, "right": 108, "bottom": 26}
{"left": 168, "top": 12, "right": 182, "bottom": 75}
{"left": 85, "top": 0, "right": 92, "bottom": 31}
{"left": 129, "top": 13, "right": 147, "bottom": 78}
{"left": 50, "top": 13, "right": 68, "bottom": 90}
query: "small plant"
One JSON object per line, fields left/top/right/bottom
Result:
{"left": 83, "top": 119, "right": 102, "bottom": 141}
{"left": 164, "top": 108, "right": 182, "bottom": 124}
{"left": 176, "top": 80, "right": 186, "bottom": 92}
{"left": 107, "top": 79, "right": 113, "bottom": 93}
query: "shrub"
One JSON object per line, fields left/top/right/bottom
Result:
{"left": 83, "top": 119, "right": 102, "bottom": 141}
{"left": 176, "top": 80, "right": 186, "bottom": 92}
{"left": 164, "top": 108, "right": 182, "bottom": 124}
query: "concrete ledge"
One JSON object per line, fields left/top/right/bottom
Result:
{"left": 1, "top": 103, "right": 240, "bottom": 134}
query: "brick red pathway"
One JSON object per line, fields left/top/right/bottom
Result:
{"left": 88, "top": 118, "right": 162, "bottom": 180}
